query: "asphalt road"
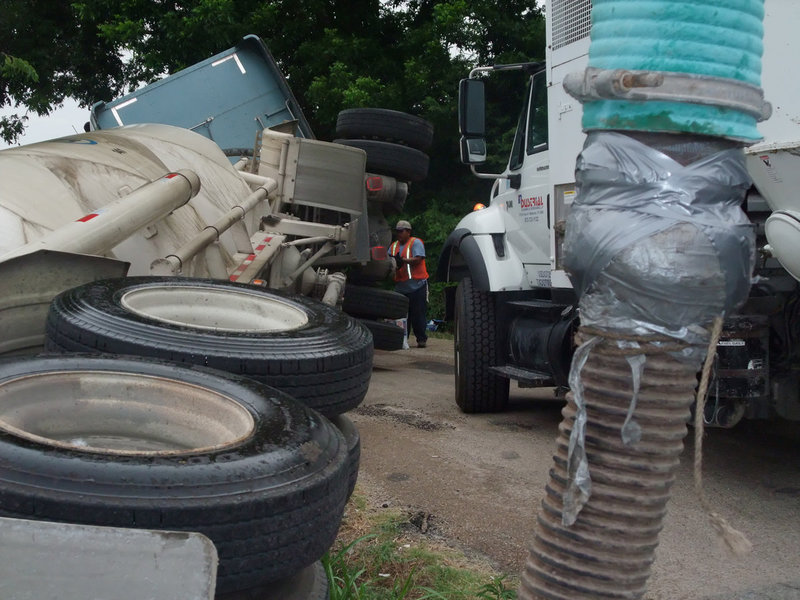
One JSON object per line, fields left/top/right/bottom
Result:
{"left": 350, "top": 337, "right": 800, "bottom": 600}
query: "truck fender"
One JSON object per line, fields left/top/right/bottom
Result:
{"left": 436, "top": 228, "right": 490, "bottom": 291}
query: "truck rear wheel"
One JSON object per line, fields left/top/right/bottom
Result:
{"left": 334, "top": 139, "right": 429, "bottom": 182}
{"left": 44, "top": 277, "right": 373, "bottom": 417}
{"left": 358, "top": 319, "right": 406, "bottom": 351}
{"left": 0, "top": 355, "right": 348, "bottom": 595}
{"left": 336, "top": 108, "right": 434, "bottom": 151}
{"left": 454, "top": 277, "right": 509, "bottom": 412}
{"left": 342, "top": 285, "right": 409, "bottom": 320}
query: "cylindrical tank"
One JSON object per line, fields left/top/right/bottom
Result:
{"left": 0, "top": 124, "right": 261, "bottom": 276}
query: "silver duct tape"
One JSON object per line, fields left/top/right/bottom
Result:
{"left": 561, "top": 132, "right": 755, "bottom": 525}
{"left": 564, "top": 132, "right": 755, "bottom": 347}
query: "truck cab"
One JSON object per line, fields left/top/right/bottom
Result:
{"left": 439, "top": 0, "right": 800, "bottom": 427}
{"left": 437, "top": 0, "right": 591, "bottom": 413}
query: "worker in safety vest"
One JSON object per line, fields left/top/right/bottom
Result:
{"left": 389, "top": 220, "right": 429, "bottom": 348}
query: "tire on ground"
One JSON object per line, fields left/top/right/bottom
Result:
{"left": 347, "top": 259, "right": 394, "bottom": 284}
{"left": 44, "top": 277, "right": 373, "bottom": 417}
{"left": 358, "top": 319, "right": 406, "bottom": 351}
{"left": 336, "top": 108, "right": 434, "bottom": 152}
{"left": 342, "top": 285, "right": 409, "bottom": 320}
{"left": 454, "top": 277, "right": 510, "bottom": 412}
{"left": 328, "top": 414, "right": 360, "bottom": 500}
{"left": 0, "top": 355, "right": 349, "bottom": 595}
{"left": 334, "top": 139, "right": 429, "bottom": 182}
{"left": 216, "top": 561, "right": 330, "bottom": 600}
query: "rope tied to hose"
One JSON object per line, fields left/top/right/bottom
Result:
{"left": 693, "top": 315, "right": 753, "bottom": 556}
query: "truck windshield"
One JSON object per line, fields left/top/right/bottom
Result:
{"left": 509, "top": 70, "right": 548, "bottom": 171}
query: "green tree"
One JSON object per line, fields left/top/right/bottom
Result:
{"left": 0, "top": 0, "right": 129, "bottom": 144}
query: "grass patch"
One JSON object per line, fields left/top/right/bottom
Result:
{"left": 324, "top": 490, "right": 517, "bottom": 599}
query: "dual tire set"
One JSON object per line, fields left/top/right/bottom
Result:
{"left": 335, "top": 108, "right": 433, "bottom": 187}
{"left": 0, "top": 276, "right": 375, "bottom": 598}
{"left": 335, "top": 108, "right": 434, "bottom": 351}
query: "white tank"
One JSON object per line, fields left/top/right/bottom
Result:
{"left": 0, "top": 124, "right": 261, "bottom": 276}
{"left": 743, "top": 0, "right": 800, "bottom": 280}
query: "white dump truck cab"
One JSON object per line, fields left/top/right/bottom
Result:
{"left": 437, "top": 1, "right": 591, "bottom": 413}
{"left": 439, "top": 0, "right": 800, "bottom": 426}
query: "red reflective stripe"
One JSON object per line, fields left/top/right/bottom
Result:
{"left": 230, "top": 237, "right": 272, "bottom": 281}
{"left": 77, "top": 213, "right": 99, "bottom": 222}
{"left": 165, "top": 173, "right": 179, "bottom": 179}
{"left": 229, "top": 254, "right": 257, "bottom": 281}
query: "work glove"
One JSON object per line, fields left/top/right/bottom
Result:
{"left": 393, "top": 254, "right": 404, "bottom": 267}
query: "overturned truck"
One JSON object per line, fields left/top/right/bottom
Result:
{"left": 0, "top": 34, "right": 435, "bottom": 356}
{"left": 0, "top": 35, "right": 433, "bottom": 598}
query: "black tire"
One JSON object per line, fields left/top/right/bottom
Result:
{"left": 454, "top": 277, "right": 509, "bottom": 412}
{"left": 348, "top": 259, "right": 394, "bottom": 284}
{"left": 342, "top": 285, "right": 409, "bottom": 320}
{"left": 334, "top": 139, "right": 429, "bottom": 182}
{"left": 387, "top": 180, "right": 408, "bottom": 215}
{"left": 0, "top": 355, "right": 349, "bottom": 595}
{"left": 44, "top": 277, "right": 373, "bottom": 418}
{"left": 359, "top": 319, "right": 406, "bottom": 351}
{"left": 217, "top": 561, "right": 329, "bottom": 600}
{"left": 328, "top": 415, "right": 360, "bottom": 500}
{"left": 336, "top": 108, "right": 434, "bottom": 151}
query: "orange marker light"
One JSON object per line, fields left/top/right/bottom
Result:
{"left": 473, "top": 203, "right": 486, "bottom": 211}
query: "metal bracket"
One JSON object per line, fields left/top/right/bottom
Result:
{"left": 563, "top": 67, "right": 772, "bottom": 121}
{"left": 251, "top": 128, "right": 263, "bottom": 174}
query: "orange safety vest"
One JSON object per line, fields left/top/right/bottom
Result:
{"left": 389, "top": 237, "right": 429, "bottom": 283}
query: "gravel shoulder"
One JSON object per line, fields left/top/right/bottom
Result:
{"left": 352, "top": 337, "right": 800, "bottom": 599}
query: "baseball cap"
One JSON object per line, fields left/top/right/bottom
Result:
{"left": 396, "top": 220, "right": 412, "bottom": 231}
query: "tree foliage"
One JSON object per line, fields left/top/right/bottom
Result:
{"left": 1, "top": 0, "right": 545, "bottom": 314}
{"left": 0, "top": 0, "right": 129, "bottom": 143}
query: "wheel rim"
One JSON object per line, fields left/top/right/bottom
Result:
{"left": 120, "top": 285, "right": 309, "bottom": 332}
{"left": 0, "top": 371, "right": 256, "bottom": 455}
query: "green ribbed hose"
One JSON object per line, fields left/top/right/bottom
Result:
{"left": 582, "top": 0, "right": 765, "bottom": 140}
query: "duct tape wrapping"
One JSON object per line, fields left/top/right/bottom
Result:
{"left": 564, "top": 132, "right": 755, "bottom": 348}
{"left": 560, "top": 132, "right": 756, "bottom": 525}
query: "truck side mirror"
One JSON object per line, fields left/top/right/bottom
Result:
{"left": 459, "top": 79, "right": 487, "bottom": 164}
{"left": 459, "top": 79, "right": 485, "bottom": 137}
{"left": 460, "top": 136, "right": 487, "bottom": 164}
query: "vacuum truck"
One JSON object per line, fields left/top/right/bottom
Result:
{"left": 438, "top": 0, "right": 800, "bottom": 428}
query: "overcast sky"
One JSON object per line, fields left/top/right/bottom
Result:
{"left": 0, "top": 98, "right": 91, "bottom": 150}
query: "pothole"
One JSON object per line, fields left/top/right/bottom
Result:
{"left": 488, "top": 419, "right": 535, "bottom": 432}
{"left": 356, "top": 404, "right": 455, "bottom": 431}
{"left": 406, "top": 510, "right": 436, "bottom": 534}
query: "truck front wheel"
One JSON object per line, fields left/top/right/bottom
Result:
{"left": 454, "top": 277, "right": 509, "bottom": 412}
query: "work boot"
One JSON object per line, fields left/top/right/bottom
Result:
{"left": 417, "top": 340, "right": 427, "bottom": 348}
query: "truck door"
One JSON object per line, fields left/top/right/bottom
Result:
{"left": 493, "top": 70, "right": 551, "bottom": 287}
